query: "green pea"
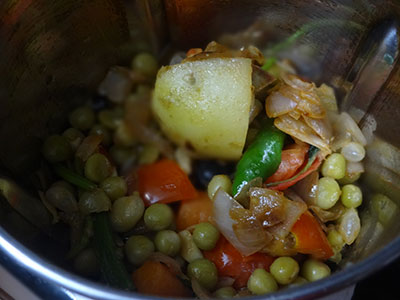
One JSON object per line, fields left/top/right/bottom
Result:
{"left": 270, "top": 256, "right": 299, "bottom": 285}
{"left": 63, "top": 128, "right": 85, "bottom": 151}
{"left": 341, "top": 184, "right": 362, "bottom": 208}
{"left": 321, "top": 153, "right": 346, "bottom": 179}
{"left": 98, "top": 109, "right": 123, "bottom": 130}
{"left": 288, "top": 276, "right": 308, "bottom": 288}
{"left": 144, "top": 203, "right": 173, "bottom": 231}
{"left": 138, "top": 144, "right": 160, "bottom": 165}
{"left": 84, "top": 153, "right": 112, "bottom": 183}
{"left": 78, "top": 189, "right": 111, "bottom": 214}
{"left": 154, "top": 230, "right": 181, "bottom": 256}
{"left": 327, "top": 230, "right": 344, "bottom": 249}
{"left": 301, "top": 259, "right": 331, "bottom": 282}
{"left": 73, "top": 248, "right": 99, "bottom": 277}
{"left": 213, "top": 287, "right": 236, "bottom": 298}
{"left": 42, "top": 135, "right": 72, "bottom": 163}
{"left": 109, "top": 145, "right": 135, "bottom": 166}
{"left": 100, "top": 176, "right": 127, "bottom": 201}
{"left": 193, "top": 222, "right": 220, "bottom": 251}
{"left": 69, "top": 106, "right": 95, "bottom": 131}
{"left": 89, "top": 124, "right": 111, "bottom": 146}
{"left": 337, "top": 172, "right": 361, "bottom": 185}
{"left": 110, "top": 192, "right": 144, "bottom": 232}
{"left": 187, "top": 259, "right": 218, "bottom": 291}
{"left": 132, "top": 52, "right": 158, "bottom": 76}
{"left": 316, "top": 177, "right": 341, "bottom": 209}
{"left": 125, "top": 235, "right": 155, "bottom": 266}
{"left": 247, "top": 269, "right": 278, "bottom": 295}
{"left": 207, "top": 175, "right": 232, "bottom": 200}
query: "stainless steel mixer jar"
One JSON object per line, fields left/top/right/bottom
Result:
{"left": 1, "top": 0, "right": 400, "bottom": 299}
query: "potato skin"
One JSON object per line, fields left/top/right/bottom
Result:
{"left": 152, "top": 57, "right": 253, "bottom": 160}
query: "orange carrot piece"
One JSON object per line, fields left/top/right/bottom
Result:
{"left": 132, "top": 261, "right": 191, "bottom": 298}
{"left": 176, "top": 192, "right": 213, "bottom": 231}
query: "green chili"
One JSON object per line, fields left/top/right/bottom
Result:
{"left": 232, "top": 120, "right": 285, "bottom": 197}
{"left": 53, "top": 164, "right": 97, "bottom": 191}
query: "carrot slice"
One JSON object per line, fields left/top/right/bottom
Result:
{"left": 176, "top": 192, "right": 213, "bottom": 231}
{"left": 132, "top": 261, "right": 191, "bottom": 297}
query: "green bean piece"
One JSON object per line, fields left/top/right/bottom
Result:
{"left": 73, "top": 248, "right": 100, "bottom": 277}
{"left": 89, "top": 124, "right": 111, "bottom": 146}
{"left": 84, "top": 153, "right": 112, "bottom": 183}
{"left": 42, "top": 135, "right": 72, "bottom": 163}
{"left": 132, "top": 52, "right": 158, "bottom": 76}
{"left": 45, "top": 183, "right": 78, "bottom": 213}
{"left": 100, "top": 176, "right": 127, "bottom": 201}
{"left": 301, "top": 259, "right": 331, "bottom": 282}
{"left": 79, "top": 189, "right": 111, "bottom": 214}
{"left": 125, "top": 235, "right": 155, "bottom": 266}
{"left": 154, "top": 230, "right": 181, "bottom": 256}
{"left": 69, "top": 106, "right": 95, "bottom": 131}
{"left": 270, "top": 256, "right": 299, "bottom": 285}
{"left": 232, "top": 120, "right": 285, "bottom": 197}
{"left": 321, "top": 153, "right": 346, "bottom": 179}
{"left": 110, "top": 193, "right": 144, "bottom": 232}
{"left": 207, "top": 175, "right": 232, "bottom": 200}
{"left": 98, "top": 109, "right": 123, "bottom": 130}
{"left": 316, "top": 177, "right": 341, "bottom": 209}
{"left": 53, "top": 164, "right": 97, "bottom": 190}
{"left": 144, "top": 203, "right": 173, "bottom": 231}
{"left": 247, "top": 269, "right": 278, "bottom": 295}
{"left": 341, "top": 184, "right": 363, "bottom": 208}
{"left": 63, "top": 128, "right": 85, "bottom": 151}
{"left": 214, "top": 287, "right": 236, "bottom": 298}
{"left": 192, "top": 222, "right": 220, "bottom": 251}
{"left": 187, "top": 259, "right": 218, "bottom": 291}
{"left": 92, "top": 213, "right": 134, "bottom": 290}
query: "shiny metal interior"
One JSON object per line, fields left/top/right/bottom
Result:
{"left": 1, "top": 0, "right": 400, "bottom": 299}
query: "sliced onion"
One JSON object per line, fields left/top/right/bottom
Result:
{"left": 331, "top": 131, "right": 352, "bottom": 152}
{"left": 267, "top": 197, "right": 307, "bottom": 238}
{"left": 281, "top": 73, "right": 314, "bottom": 92}
{"left": 338, "top": 208, "right": 360, "bottom": 245}
{"left": 75, "top": 135, "right": 103, "bottom": 162}
{"left": 216, "top": 277, "right": 235, "bottom": 288}
{"left": 98, "top": 66, "right": 133, "bottom": 103}
{"left": 274, "top": 115, "right": 331, "bottom": 155}
{"left": 310, "top": 203, "right": 345, "bottom": 222}
{"left": 316, "top": 83, "right": 338, "bottom": 112}
{"left": 292, "top": 171, "right": 319, "bottom": 206}
{"left": 303, "top": 115, "right": 333, "bottom": 143}
{"left": 249, "top": 98, "right": 262, "bottom": 123}
{"left": 265, "top": 91, "right": 298, "bottom": 118}
{"left": 213, "top": 189, "right": 269, "bottom": 256}
{"left": 341, "top": 142, "right": 365, "bottom": 162}
{"left": 149, "top": 252, "right": 188, "bottom": 280}
{"left": 192, "top": 279, "right": 211, "bottom": 299}
{"left": 346, "top": 161, "right": 365, "bottom": 175}
{"left": 335, "top": 113, "right": 367, "bottom": 146}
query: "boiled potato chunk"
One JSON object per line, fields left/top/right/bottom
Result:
{"left": 152, "top": 57, "right": 253, "bottom": 160}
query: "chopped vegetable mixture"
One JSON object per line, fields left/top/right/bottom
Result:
{"left": 40, "top": 41, "right": 371, "bottom": 297}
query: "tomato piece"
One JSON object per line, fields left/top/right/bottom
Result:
{"left": 269, "top": 156, "right": 322, "bottom": 191}
{"left": 137, "top": 159, "right": 198, "bottom": 206}
{"left": 176, "top": 192, "right": 213, "bottom": 231}
{"left": 204, "top": 237, "right": 274, "bottom": 288}
{"left": 291, "top": 211, "right": 334, "bottom": 260}
{"left": 266, "top": 144, "right": 308, "bottom": 183}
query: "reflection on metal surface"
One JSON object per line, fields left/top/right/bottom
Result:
{"left": 341, "top": 19, "right": 399, "bottom": 122}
